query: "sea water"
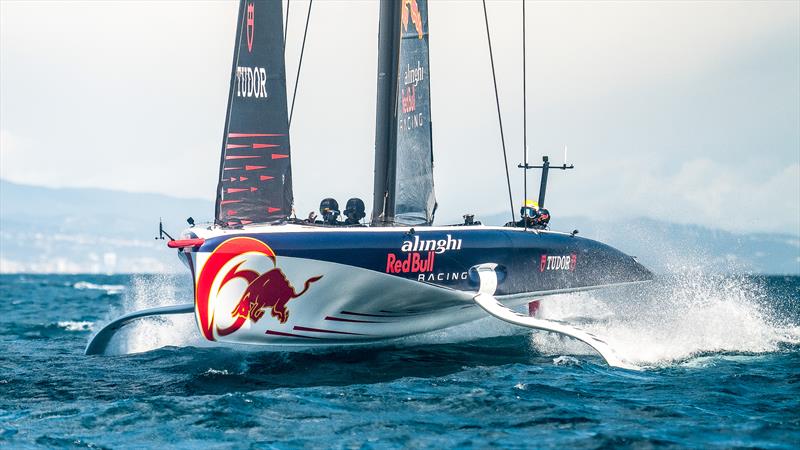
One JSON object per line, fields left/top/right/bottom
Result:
{"left": 0, "top": 273, "right": 798, "bottom": 448}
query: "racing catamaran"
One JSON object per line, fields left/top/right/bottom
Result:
{"left": 87, "top": 0, "right": 652, "bottom": 368}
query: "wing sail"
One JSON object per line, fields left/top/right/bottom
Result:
{"left": 215, "top": 0, "right": 292, "bottom": 226}
{"left": 372, "top": 0, "right": 436, "bottom": 226}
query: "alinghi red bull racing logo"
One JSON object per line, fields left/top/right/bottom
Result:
{"left": 195, "top": 237, "right": 322, "bottom": 341}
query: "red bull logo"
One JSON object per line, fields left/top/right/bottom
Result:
{"left": 401, "top": 0, "right": 424, "bottom": 39}
{"left": 195, "top": 237, "right": 322, "bottom": 341}
{"left": 386, "top": 251, "right": 435, "bottom": 274}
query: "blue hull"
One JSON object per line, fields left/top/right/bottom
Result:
{"left": 191, "top": 225, "right": 652, "bottom": 297}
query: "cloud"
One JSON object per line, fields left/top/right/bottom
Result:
{"left": 1, "top": 1, "right": 798, "bottom": 234}
{"left": 606, "top": 158, "right": 799, "bottom": 233}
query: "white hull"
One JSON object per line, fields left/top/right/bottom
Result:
{"left": 191, "top": 252, "right": 524, "bottom": 345}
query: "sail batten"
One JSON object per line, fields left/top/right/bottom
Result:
{"left": 215, "top": 0, "right": 292, "bottom": 227}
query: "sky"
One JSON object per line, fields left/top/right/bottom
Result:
{"left": 1, "top": 0, "right": 798, "bottom": 234}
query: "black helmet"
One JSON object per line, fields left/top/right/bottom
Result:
{"left": 344, "top": 198, "right": 366, "bottom": 221}
{"left": 319, "top": 198, "right": 339, "bottom": 216}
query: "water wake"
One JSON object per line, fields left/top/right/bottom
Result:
{"left": 73, "top": 281, "right": 125, "bottom": 295}
{"left": 530, "top": 270, "right": 800, "bottom": 368}
{"left": 103, "top": 274, "right": 204, "bottom": 355}
{"left": 57, "top": 321, "right": 94, "bottom": 332}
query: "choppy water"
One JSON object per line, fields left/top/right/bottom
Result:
{"left": 1, "top": 272, "right": 798, "bottom": 448}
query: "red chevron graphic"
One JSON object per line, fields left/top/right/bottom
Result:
{"left": 252, "top": 143, "right": 279, "bottom": 149}
{"left": 223, "top": 167, "right": 242, "bottom": 171}
{"left": 228, "top": 133, "right": 286, "bottom": 138}
{"left": 226, "top": 144, "right": 249, "bottom": 149}
{"left": 220, "top": 199, "right": 243, "bottom": 205}
{"left": 245, "top": 165, "right": 267, "bottom": 171}
{"left": 226, "top": 155, "right": 260, "bottom": 160}
{"left": 260, "top": 175, "right": 274, "bottom": 181}
{"left": 268, "top": 207, "right": 281, "bottom": 213}
{"left": 226, "top": 188, "right": 248, "bottom": 194}
{"left": 271, "top": 154, "right": 289, "bottom": 160}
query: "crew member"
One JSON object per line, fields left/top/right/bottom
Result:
{"left": 533, "top": 205, "right": 550, "bottom": 229}
{"left": 319, "top": 198, "right": 341, "bottom": 226}
{"left": 343, "top": 198, "right": 366, "bottom": 225}
{"left": 506, "top": 200, "right": 550, "bottom": 229}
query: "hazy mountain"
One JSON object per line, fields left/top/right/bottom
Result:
{"left": 1, "top": 180, "right": 797, "bottom": 274}
{"left": 470, "top": 212, "right": 799, "bottom": 275}
{"left": 0, "top": 180, "right": 213, "bottom": 273}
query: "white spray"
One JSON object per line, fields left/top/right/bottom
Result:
{"left": 529, "top": 269, "right": 800, "bottom": 368}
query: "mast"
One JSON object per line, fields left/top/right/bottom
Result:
{"left": 371, "top": 0, "right": 437, "bottom": 226}
{"left": 372, "top": 0, "right": 401, "bottom": 225}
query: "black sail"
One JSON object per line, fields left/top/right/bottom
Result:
{"left": 372, "top": 0, "right": 436, "bottom": 226}
{"left": 215, "top": 0, "right": 292, "bottom": 226}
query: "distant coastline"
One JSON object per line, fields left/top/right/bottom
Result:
{"left": 1, "top": 179, "right": 798, "bottom": 275}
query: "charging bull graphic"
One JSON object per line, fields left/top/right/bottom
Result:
{"left": 401, "top": 0, "right": 424, "bottom": 39}
{"left": 195, "top": 237, "right": 322, "bottom": 341}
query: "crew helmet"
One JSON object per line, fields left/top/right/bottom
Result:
{"left": 344, "top": 198, "right": 366, "bottom": 222}
{"left": 521, "top": 199, "right": 539, "bottom": 217}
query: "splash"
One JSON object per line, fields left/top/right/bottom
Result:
{"left": 529, "top": 270, "right": 800, "bottom": 368}
{"left": 105, "top": 274, "right": 204, "bottom": 355}
{"left": 57, "top": 321, "right": 94, "bottom": 332}
{"left": 73, "top": 281, "right": 125, "bottom": 295}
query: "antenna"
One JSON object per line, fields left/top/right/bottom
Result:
{"left": 518, "top": 154, "right": 574, "bottom": 209}
{"left": 155, "top": 218, "right": 175, "bottom": 241}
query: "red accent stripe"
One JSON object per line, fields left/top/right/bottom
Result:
{"left": 324, "top": 316, "right": 384, "bottom": 324}
{"left": 220, "top": 199, "right": 243, "bottom": 205}
{"left": 267, "top": 207, "right": 281, "bottom": 213}
{"left": 293, "top": 326, "right": 367, "bottom": 336}
{"left": 228, "top": 133, "right": 286, "bottom": 138}
{"left": 226, "top": 155, "right": 260, "bottom": 160}
{"left": 341, "top": 311, "right": 411, "bottom": 318}
{"left": 226, "top": 188, "right": 248, "bottom": 193}
{"left": 271, "top": 154, "right": 289, "bottom": 159}
{"left": 250, "top": 187, "right": 258, "bottom": 192}
{"left": 260, "top": 175, "right": 274, "bottom": 181}
{"left": 226, "top": 210, "right": 237, "bottom": 216}
{"left": 226, "top": 144, "right": 249, "bottom": 149}
{"left": 252, "top": 143, "right": 279, "bottom": 149}
{"left": 240, "top": 176, "right": 248, "bottom": 181}
{"left": 167, "top": 238, "right": 205, "bottom": 249}
{"left": 245, "top": 165, "right": 267, "bottom": 171}
{"left": 265, "top": 330, "right": 321, "bottom": 339}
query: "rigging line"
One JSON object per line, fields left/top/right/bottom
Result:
{"left": 289, "top": 0, "right": 313, "bottom": 129}
{"left": 522, "top": 0, "right": 528, "bottom": 230}
{"left": 283, "top": 0, "right": 290, "bottom": 48}
{"left": 482, "top": 0, "right": 516, "bottom": 225}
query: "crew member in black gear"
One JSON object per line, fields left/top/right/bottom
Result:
{"left": 343, "top": 198, "right": 366, "bottom": 225}
{"left": 506, "top": 200, "right": 550, "bottom": 229}
{"left": 532, "top": 206, "right": 550, "bottom": 229}
{"left": 319, "top": 198, "right": 341, "bottom": 225}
